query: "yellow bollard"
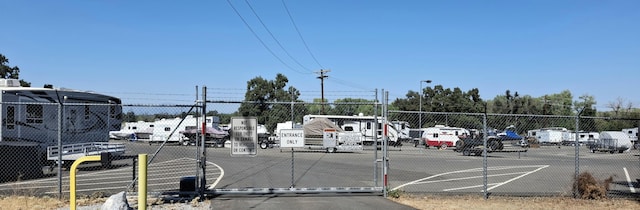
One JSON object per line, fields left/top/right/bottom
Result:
{"left": 138, "top": 154, "right": 148, "bottom": 210}
{"left": 70, "top": 155, "right": 101, "bottom": 210}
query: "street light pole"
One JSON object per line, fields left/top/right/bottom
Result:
{"left": 419, "top": 80, "right": 432, "bottom": 129}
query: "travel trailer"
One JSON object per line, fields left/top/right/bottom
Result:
{"left": 303, "top": 114, "right": 401, "bottom": 146}
{"left": 421, "top": 125, "right": 470, "bottom": 149}
{"left": 390, "top": 120, "right": 412, "bottom": 142}
{"left": 149, "top": 115, "right": 219, "bottom": 143}
{"left": 109, "top": 121, "right": 154, "bottom": 140}
{"left": 0, "top": 79, "right": 123, "bottom": 180}
{"left": 527, "top": 127, "right": 570, "bottom": 145}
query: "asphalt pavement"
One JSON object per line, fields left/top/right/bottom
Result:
{"left": 207, "top": 194, "right": 418, "bottom": 210}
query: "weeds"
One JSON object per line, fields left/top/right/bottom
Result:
{"left": 573, "top": 171, "right": 614, "bottom": 200}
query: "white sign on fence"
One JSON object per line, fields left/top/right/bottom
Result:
{"left": 279, "top": 129, "right": 305, "bottom": 148}
{"left": 230, "top": 117, "right": 258, "bottom": 156}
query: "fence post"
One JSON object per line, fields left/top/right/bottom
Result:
{"left": 574, "top": 115, "right": 580, "bottom": 198}
{"left": 482, "top": 111, "right": 488, "bottom": 199}
{"left": 374, "top": 89, "right": 379, "bottom": 188}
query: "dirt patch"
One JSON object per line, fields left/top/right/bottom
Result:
{"left": 390, "top": 194, "right": 640, "bottom": 210}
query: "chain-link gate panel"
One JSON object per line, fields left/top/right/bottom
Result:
{"left": 388, "top": 110, "right": 640, "bottom": 198}
{"left": 388, "top": 111, "right": 486, "bottom": 194}
{"left": 204, "top": 99, "right": 383, "bottom": 194}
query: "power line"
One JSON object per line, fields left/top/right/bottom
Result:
{"left": 281, "top": 0, "right": 325, "bottom": 69}
{"left": 225, "top": 0, "right": 306, "bottom": 74}
{"left": 244, "top": 0, "right": 313, "bottom": 73}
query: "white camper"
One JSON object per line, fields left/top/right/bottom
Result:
{"left": 391, "top": 120, "right": 411, "bottom": 142}
{"left": 530, "top": 127, "right": 570, "bottom": 145}
{"left": 589, "top": 131, "right": 632, "bottom": 153}
{"left": 110, "top": 121, "right": 154, "bottom": 140}
{"left": 149, "top": 115, "right": 217, "bottom": 143}
{"left": 303, "top": 114, "right": 401, "bottom": 146}
{"left": 421, "top": 125, "right": 469, "bottom": 149}
{"left": 568, "top": 131, "right": 599, "bottom": 145}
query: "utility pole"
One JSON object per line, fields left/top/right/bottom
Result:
{"left": 316, "top": 69, "right": 330, "bottom": 114}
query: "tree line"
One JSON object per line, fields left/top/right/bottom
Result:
{"left": 2, "top": 53, "right": 637, "bottom": 134}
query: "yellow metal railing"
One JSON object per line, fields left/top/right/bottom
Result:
{"left": 70, "top": 154, "right": 148, "bottom": 210}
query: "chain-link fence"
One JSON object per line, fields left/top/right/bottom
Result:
{"left": 388, "top": 110, "right": 639, "bottom": 199}
{"left": 1, "top": 88, "right": 638, "bottom": 201}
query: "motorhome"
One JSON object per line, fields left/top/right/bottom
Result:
{"left": 421, "top": 125, "right": 470, "bottom": 149}
{"left": 303, "top": 114, "right": 401, "bottom": 146}
{"left": 0, "top": 79, "right": 123, "bottom": 179}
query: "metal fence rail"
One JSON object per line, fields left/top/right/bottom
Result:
{"left": 0, "top": 88, "right": 637, "bottom": 201}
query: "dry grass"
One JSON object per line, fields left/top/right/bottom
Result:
{"left": 573, "top": 171, "right": 614, "bottom": 200}
{"left": 390, "top": 194, "right": 640, "bottom": 210}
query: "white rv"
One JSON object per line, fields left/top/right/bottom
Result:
{"left": 0, "top": 79, "right": 123, "bottom": 180}
{"left": 149, "top": 115, "right": 217, "bottom": 143}
{"left": 421, "top": 125, "right": 469, "bottom": 149}
{"left": 390, "top": 120, "right": 412, "bottom": 142}
{"left": 622, "top": 127, "right": 638, "bottom": 142}
{"left": 528, "top": 127, "right": 570, "bottom": 145}
{"left": 303, "top": 114, "right": 401, "bottom": 146}
{"left": 568, "top": 131, "right": 600, "bottom": 145}
{"left": 109, "top": 121, "right": 154, "bottom": 140}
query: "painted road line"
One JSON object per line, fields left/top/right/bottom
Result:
{"left": 485, "top": 165, "right": 549, "bottom": 192}
{"left": 623, "top": 167, "right": 636, "bottom": 193}
{"left": 416, "top": 171, "right": 527, "bottom": 185}
{"left": 444, "top": 183, "right": 499, "bottom": 191}
{"left": 392, "top": 165, "right": 549, "bottom": 191}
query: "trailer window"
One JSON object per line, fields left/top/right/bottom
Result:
{"left": 6, "top": 106, "right": 15, "bottom": 129}
{"left": 26, "top": 104, "right": 43, "bottom": 124}
{"left": 110, "top": 105, "right": 117, "bottom": 119}
{"left": 84, "top": 103, "right": 90, "bottom": 119}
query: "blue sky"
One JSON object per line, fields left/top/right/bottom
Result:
{"left": 1, "top": 0, "right": 638, "bottom": 111}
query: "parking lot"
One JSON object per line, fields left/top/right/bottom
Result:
{"left": 1, "top": 141, "right": 638, "bottom": 198}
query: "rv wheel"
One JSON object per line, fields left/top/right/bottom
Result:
{"left": 326, "top": 147, "right": 336, "bottom": 153}
{"left": 463, "top": 150, "right": 471, "bottom": 156}
{"left": 440, "top": 143, "right": 448, "bottom": 150}
{"left": 181, "top": 140, "right": 190, "bottom": 146}
{"left": 260, "top": 141, "right": 269, "bottom": 149}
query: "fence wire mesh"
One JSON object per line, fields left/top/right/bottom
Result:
{"left": 0, "top": 89, "right": 638, "bottom": 201}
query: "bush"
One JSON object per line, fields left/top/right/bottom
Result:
{"left": 572, "top": 171, "right": 614, "bottom": 200}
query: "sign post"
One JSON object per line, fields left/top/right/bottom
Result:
{"left": 230, "top": 117, "right": 258, "bottom": 157}
{"left": 280, "top": 129, "right": 305, "bottom": 188}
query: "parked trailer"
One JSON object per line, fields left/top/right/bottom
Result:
{"left": 529, "top": 127, "right": 570, "bottom": 146}
{"left": 0, "top": 79, "right": 123, "bottom": 180}
{"left": 589, "top": 131, "right": 632, "bottom": 153}
{"left": 303, "top": 114, "right": 401, "bottom": 147}
{"left": 421, "top": 125, "right": 469, "bottom": 150}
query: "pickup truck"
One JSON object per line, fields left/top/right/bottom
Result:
{"left": 454, "top": 136, "right": 504, "bottom": 156}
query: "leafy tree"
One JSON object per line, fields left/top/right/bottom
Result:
{"left": 0, "top": 53, "right": 30, "bottom": 87}
{"left": 574, "top": 94, "right": 598, "bottom": 131}
{"left": 329, "top": 98, "right": 375, "bottom": 116}
{"left": 237, "top": 74, "right": 302, "bottom": 133}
